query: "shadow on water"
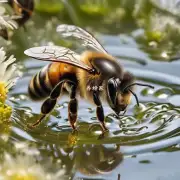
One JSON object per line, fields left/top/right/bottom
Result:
{"left": 1, "top": 0, "right": 180, "bottom": 179}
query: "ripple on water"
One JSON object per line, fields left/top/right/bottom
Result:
{"left": 8, "top": 61, "right": 180, "bottom": 157}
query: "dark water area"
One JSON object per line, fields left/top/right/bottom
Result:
{"left": 1, "top": 0, "right": 180, "bottom": 179}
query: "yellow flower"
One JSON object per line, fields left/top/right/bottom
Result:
{"left": 0, "top": 102, "right": 12, "bottom": 123}
{"left": 0, "top": 102, "right": 12, "bottom": 137}
{"left": 0, "top": 82, "right": 8, "bottom": 103}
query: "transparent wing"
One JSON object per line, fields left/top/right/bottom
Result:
{"left": 56, "top": 24, "right": 108, "bottom": 54}
{"left": 24, "top": 46, "right": 92, "bottom": 72}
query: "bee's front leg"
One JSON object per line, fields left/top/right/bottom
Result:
{"left": 93, "top": 91, "right": 108, "bottom": 132}
{"left": 68, "top": 84, "right": 78, "bottom": 130}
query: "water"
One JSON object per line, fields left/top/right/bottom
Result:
{"left": 1, "top": 0, "right": 180, "bottom": 179}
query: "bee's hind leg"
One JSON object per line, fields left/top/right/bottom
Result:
{"left": 68, "top": 83, "right": 78, "bottom": 131}
{"left": 29, "top": 80, "right": 65, "bottom": 128}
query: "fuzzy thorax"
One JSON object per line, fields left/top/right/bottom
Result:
{"left": 76, "top": 51, "right": 116, "bottom": 101}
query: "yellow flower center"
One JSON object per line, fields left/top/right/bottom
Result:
{"left": 0, "top": 102, "right": 12, "bottom": 124}
{"left": 0, "top": 82, "right": 8, "bottom": 103}
{"left": 8, "top": 173, "right": 37, "bottom": 180}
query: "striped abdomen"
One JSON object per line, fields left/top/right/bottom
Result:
{"left": 28, "top": 64, "right": 54, "bottom": 101}
{"left": 28, "top": 62, "right": 76, "bottom": 101}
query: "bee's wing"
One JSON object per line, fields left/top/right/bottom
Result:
{"left": 56, "top": 24, "right": 108, "bottom": 54}
{"left": 24, "top": 46, "right": 92, "bottom": 72}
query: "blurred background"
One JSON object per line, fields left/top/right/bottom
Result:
{"left": 0, "top": 0, "right": 180, "bottom": 180}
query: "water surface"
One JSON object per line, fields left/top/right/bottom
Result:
{"left": 1, "top": 0, "right": 180, "bottom": 179}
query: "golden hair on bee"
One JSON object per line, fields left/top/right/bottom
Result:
{"left": 77, "top": 51, "right": 117, "bottom": 100}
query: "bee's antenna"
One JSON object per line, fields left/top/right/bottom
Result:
{"left": 128, "top": 89, "right": 139, "bottom": 106}
{"left": 124, "top": 83, "right": 154, "bottom": 90}
{"left": 123, "top": 82, "right": 154, "bottom": 107}
{"left": 124, "top": 83, "right": 155, "bottom": 90}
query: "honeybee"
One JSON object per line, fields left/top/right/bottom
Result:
{"left": 24, "top": 24, "right": 154, "bottom": 132}
{"left": 8, "top": 0, "right": 34, "bottom": 26}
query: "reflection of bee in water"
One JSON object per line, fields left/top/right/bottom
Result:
{"left": 24, "top": 24, "right": 154, "bottom": 132}
{"left": 75, "top": 145, "right": 122, "bottom": 175}
{"left": 8, "top": 0, "right": 34, "bottom": 26}
{"left": 46, "top": 144, "right": 122, "bottom": 176}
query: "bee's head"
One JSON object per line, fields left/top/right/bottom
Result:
{"left": 107, "top": 72, "right": 154, "bottom": 116}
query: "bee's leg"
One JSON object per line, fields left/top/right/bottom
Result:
{"left": 29, "top": 81, "right": 64, "bottom": 128}
{"left": 93, "top": 92, "right": 108, "bottom": 132}
{"left": 68, "top": 84, "right": 78, "bottom": 131}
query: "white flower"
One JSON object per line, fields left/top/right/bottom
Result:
{"left": 0, "top": 47, "right": 20, "bottom": 89}
{"left": 0, "top": 47, "right": 21, "bottom": 102}
{"left": 0, "top": 5, "right": 18, "bottom": 30}
{"left": 0, "top": 142, "right": 66, "bottom": 180}
{"left": 151, "top": 0, "right": 180, "bottom": 17}
{"left": 0, "top": 153, "right": 66, "bottom": 180}
{"left": 149, "top": 12, "right": 180, "bottom": 33}
{"left": 0, "top": 15, "right": 18, "bottom": 30}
